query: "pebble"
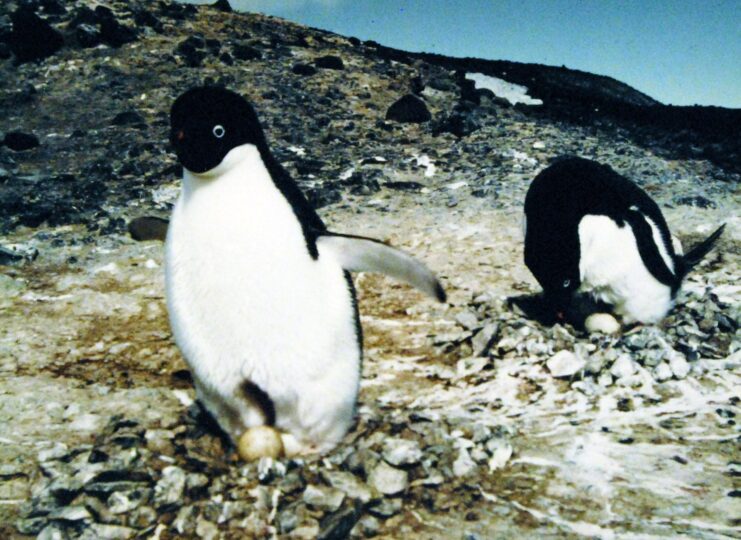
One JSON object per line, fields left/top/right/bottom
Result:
{"left": 654, "top": 362, "right": 673, "bottom": 381}
{"left": 610, "top": 354, "right": 637, "bottom": 379}
{"left": 368, "top": 461, "right": 408, "bottom": 496}
{"left": 322, "top": 471, "right": 375, "bottom": 503}
{"left": 386, "top": 94, "right": 431, "bottom": 123}
{"left": 153, "top": 466, "right": 186, "bottom": 509}
{"left": 546, "top": 350, "right": 585, "bottom": 378}
{"left": 302, "top": 484, "right": 346, "bottom": 512}
{"left": 382, "top": 438, "right": 423, "bottom": 466}
{"left": 669, "top": 352, "right": 690, "bottom": 379}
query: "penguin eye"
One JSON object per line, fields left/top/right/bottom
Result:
{"left": 212, "top": 125, "right": 226, "bottom": 139}
{"left": 563, "top": 279, "right": 571, "bottom": 288}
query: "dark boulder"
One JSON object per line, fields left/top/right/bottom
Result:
{"left": 292, "top": 63, "right": 317, "bottom": 76}
{"left": 95, "top": 7, "right": 138, "bottom": 47}
{"left": 176, "top": 36, "right": 207, "bottom": 67}
{"left": 232, "top": 43, "right": 261, "bottom": 61}
{"left": 128, "top": 216, "right": 169, "bottom": 242}
{"left": 211, "top": 0, "right": 233, "bottom": 12}
{"left": 8, "top": 8, "right": 64, "bottom": 63}
{"left": 74, "top": 23, "right": 101, "bottom": 48}
{"left": 315, "top": 55, "right": 344, "bottom": 70}
{"left": 3, "top": 132, "right": 40, "bottom": 151}
{"left": 111, "top": 111, "right": 147, "bottom": 128}
{"left": 385, "top": 94, "right": 431, "bottom": 123}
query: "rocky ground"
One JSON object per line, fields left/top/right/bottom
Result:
{"left": 0, "top": 1, "right": 739, "bottom": 539}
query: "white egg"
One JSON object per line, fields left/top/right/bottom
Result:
{"left": 237, "top": 426, "right": 285, "bottom": 461}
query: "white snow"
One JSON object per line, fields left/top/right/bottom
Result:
{"left": 413, "top": 154, "right": 436, "bottom": 177}
{"left": 465, "top": 72, "right": 543, "bottom": 106}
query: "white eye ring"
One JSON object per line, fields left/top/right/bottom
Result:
{"left": 212, "top": 125, "right": 226, "bottom": 138}
{"left": 563, "top": 279, "right": 571, "bottom": 288}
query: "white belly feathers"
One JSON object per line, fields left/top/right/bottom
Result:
{"left": 577, "top": 214, "right": 674, "bottom": 324}
{"left": 165, "top": 145, "right": 359, "bottom": 447}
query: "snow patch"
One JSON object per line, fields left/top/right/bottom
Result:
{"left": 465, "top": 72, "right": 543, "bottom": 106}
{"left": 413, "top": 155, "right": 436, "bottom": 177}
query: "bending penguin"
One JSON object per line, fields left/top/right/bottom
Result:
{"left": 165, "top": 86, "right": 446, "bottom": 459}
{"left": 522, "top": 156, "right": 724, "bottom": 328}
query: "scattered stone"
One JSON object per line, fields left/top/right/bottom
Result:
{"left": 232, "top": 42, "right": 262, "bottom": 61}
{"left": 367, "top": 461, "right": 408, "bottom": 496}
{"left": 546, "top": 350, "right": 585, "bottom": 378}
{"left": 322, "top": 471, "right": 374, "bottom": 503}
{"left": 4, "top": 131, "right": 40, "bottom": 151}
{"left": 293, "top": 63, "right": 317, "bottom": 76}
{"left": 153, "top": 466, "right": 186, "bottom": 509}
{"left": 111, "top": 111, "right": 146, "bottom": 127}
{"left": 386, "top": 94, "right": 431, "bottom": 123}
{"left": 315, "top": 55, "right": 344, "bottom": 70}
{"left": 610, "top": 354, "right": 637, "bottom": 379}
{"left": 382, "top": 438, "right": 423, "bottom": 466}
{"left": 303, "top": 484, "right": 346, "bottom": 512}
{"left": 9, "top": 8, "right": 64, "bottom": 63}
{"left": 128, "top": 216, "right": 169, "bottom": 241}
{"left": 669, "top": 352, "right": 690, "bottom": 379}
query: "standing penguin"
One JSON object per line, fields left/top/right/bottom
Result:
{"left": 166, "top": 86, "right": 445, "bottom": 458}
{"left": 523, "top": 157, "right": 723, "bottom": 326}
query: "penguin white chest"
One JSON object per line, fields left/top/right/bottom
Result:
{"left": 577, "top": 215, "right": 673, "bottom": 324}
{"left": 165, "top": 145, "right": 359, "bottom": 447}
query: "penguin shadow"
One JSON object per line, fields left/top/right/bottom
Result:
{"left": 507, "top": 292, "right": 614, "bottom": 331}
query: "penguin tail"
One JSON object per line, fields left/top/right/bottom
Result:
{"left": 680, "top": 224, "right": 725, "bottom": 275}
{"left": 317, "top": 233, "right": 446, "bottom": 302}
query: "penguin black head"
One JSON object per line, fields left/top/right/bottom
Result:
{"left": 170, "top": 86, "right": 266, "bottom": 174}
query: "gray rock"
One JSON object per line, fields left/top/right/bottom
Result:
{"left": 610, "top": 354, "right": 637, "bottom": 379}
{"left": 455, "top": 310, "right": 480, "bottom": 330}
{"left": 79, "top": 523, "right": 136, "bottom": 540}
{"left": 472, "top": 323, "right": 498, "bottom": 356}
{"left": 382, "top": 438, "right": 423, "bottom": 466}
{"left": 173, "top": 505, "right": 199, "bottom": 535}
{"left": 546, "top": 350, "right": 585, "bottom": 378}
{"left": 367, "top": 497, "right": 403, "bottom": 518}
{"left": 302, "top": 484, "right": 346, "bottom": 512}
{"left": 195, "top": 516, "right": 219, "bottom": 540}
{"left": 669, "top": 352, "right": 690, "bottom": 379}
{"left": 322, "top": 471, "right": 375, "bottom": 503}
{"left": 48, "top": 505, "right": 91, "bottom": 522}
{"left": 107, "top": 488, "right": 151, "bottom": 514}
{"left": 37, "top": 524, "right": 69, "bottom": 540}
{"left": 368, "top": 461, "right": 408, "bottom": 496}
{"left": 153, "top": 466, "right": 186, "bottom": 509}
{"left": 654, "top": 362, "right": 673, "bottom": 381}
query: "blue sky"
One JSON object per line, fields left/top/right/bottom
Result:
{"left": 187, "top": 0, "right": 740, "bottom": 108}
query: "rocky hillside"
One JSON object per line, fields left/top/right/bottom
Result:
{"left": 0, "top": 1, "right": 739, "bottom": 539}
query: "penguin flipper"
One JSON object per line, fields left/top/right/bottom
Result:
{"left": 680, "top": 224, "right": 725, "bottom": 274}
{"left": 317, "top": 233, "right": 446, "bottom": 302}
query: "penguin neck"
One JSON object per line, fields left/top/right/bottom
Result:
{"left": 182, "top": 144, "right": 263, "bottom": 198}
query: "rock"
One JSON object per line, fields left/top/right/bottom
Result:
{"left": 317, "top": 501, "right": 362, "bottom": 540}
{"left": 353, "top": 515, "right": 380, "bottom": 537}
{"left": 302, "top": 484, "right": 346, "bottom": 512}
{"left": 4, "top": 131, "right": 40, "bottom": 151}
{"left": 432, "top": 107, "right": 481, "bottom": 137}
{"left": 367, "top": 497, "right": 403, "bottom": 518}
{"left": 546, "top": 350, "right": 585, "bottom": 378}
{"left": 37, "top": 524, "right": 68, "bottom": 540}
{"left": 386, "top": 94, "right": 431, "bottom": 123}
{"left": 472, "top": 323, "right": 498, "bottom": 356}
{"left": 315, "top": 55, "right": 344, "bottom": 70}
{"left": 153, "top": 466, "right": 186, "bottom": 509}
{"left": 674, "top": 195, "right": 716, "bottom": 209}
{"left": 74, "top": 23, "right": 101, "bottom": 48}
{"left": 232, "top": 43, "right": 261, "bottom": 60}
{"left": 322, "top": 471, "right": 374, "bottom": 503}
{"left": 0, "top": 43, "right": 10, "bottom": 59}
{"left": 654, "top": 362, "right": 673, "bottom": 381}
{"left": 455, "top": 310, "right": 480, "bottom": 330}
{"left": 0, "top": 243, "right": 38, "bottom": 264}
{"left": 94, "top": 7, "right": 137, "bottom": 48}
{"left": 584, "top": 313, "right": 621, "bottom": 334}
{"left": 211, "top": 0, "right": 234, "bottom": 12}
{"left": 128, "top": 216, "right": 169, "bottom": 241}
{"left": 48, "top": 505, "right": 91, "bottom": 522}
{"left": 9, "top": 8, "right": 64, "bottom": 63}
{"left": 176, "top": 36, "right": 207, "bottom": 67}
{"left": 382, "top": 438, "right": 423, "bottom": 466}
{"left": 453, "top": 447, "right": 477, "bottom": 477}
{"left": 111, "top": 111, "right": 146, "bottom": 127}
{"left": 195, "top": 516, "right": 219, "bottom": 540}
{"left": 81, "top": 523, "right": 136, "bottom": 540}
{"left": 107, "top": 488, "right": 150, "bottom": 514}
{"left": 292, "top": 63, "right": 317, "bottom": 76}
{"left": 367, "top": 461, "right": 408, "bottom": 496}
{"left": 610, "top": 354, "right": 637, "bottom": 379}
{"left": 669, "top": 352, "right": 690, "bottom": 379}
